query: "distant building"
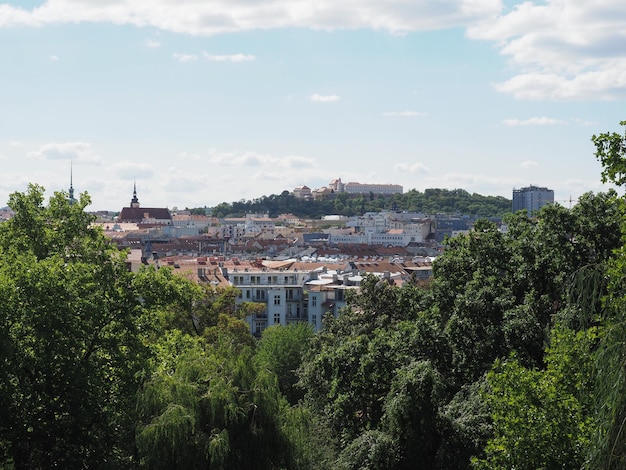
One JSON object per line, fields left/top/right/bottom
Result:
{"left": 344, "top": 181, "right": 403, "bottom": 195}
{"left": 512, "top": 185, "right": 554, "bottom": 217}
{"left": 328, "top": 177, "right": 402, "bottom": 195}
{"left": 118, "top": 183, "right": 172, "bottom": 225}
{"left": 329, "top": 178, "right": 345, "bottom": 193}
{"left": 293, "top": 185, "right": 312, "bottom": 199}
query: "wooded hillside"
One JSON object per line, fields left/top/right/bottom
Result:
{"left": 210, "top": 188, "right": 512, "bottom": 219}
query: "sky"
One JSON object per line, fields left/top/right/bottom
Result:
{"left": 1, "top": 0, "right": 625, "bottom": 211}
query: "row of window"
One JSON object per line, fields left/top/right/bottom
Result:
{"left": 238, "top": 289, "right": 319, "bottom": 307}
{"left": 232, "top": 275, "right": 297, "bottom": 285}
{"left": 255, "top": 313, "right": 318, "bottom": 334}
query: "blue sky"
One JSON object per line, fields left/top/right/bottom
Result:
{"left": 0, "top": 0, "right": 624, "bottom": 211}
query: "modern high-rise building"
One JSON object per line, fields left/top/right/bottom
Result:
{"left": 512, "top": 185, "right": 554, "bottom": 216}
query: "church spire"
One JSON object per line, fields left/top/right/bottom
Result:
{"left": 68, "top": 161, "right": 76, "bottom": 205}
{"left": 131, "top": 181, "right": 140, "bottom": 208}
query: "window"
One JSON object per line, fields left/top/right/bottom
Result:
{"left": 274, "top": 313, "right": 281, "bottom": 325}
{"left": 312, "top": 296, "right": 317, "bottom": 307}
{"left": 274, "top": 295, "right": 281, "bottom": 305}
{"left": 286, "top": 289, "right": 294, "bottom": 300}
{"left": 246, "top": 290, "right": 250, "bottom": 299}
{"left": 312, "top": 314, "right": 317, "bottom": 325}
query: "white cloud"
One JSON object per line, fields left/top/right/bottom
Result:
{"left": 27, "top": 142, "right": 101, "bottom": 164}
{"left": 468, "top": 1, "right": 626, "bottom": 100}
{"left": 413, "top": 172, "right": 520, "bottom": 194}
{"left": 520, "top": 160, "right": 539, "bottom": 169}
{"left": 145, "top": 39, "right": 161, "bottom": 48}
{"left": 203, "top": 52, "right": 255, "bottom": 62}
{"left": 49, "top": 54, "right": 58, "bottom": 61}
{"left": 253, "top": 171, "right": 284, "bottom": 181}
{"left": 162, "top": 171, "right": 208, "bottom": 192}
{"left": 310, "top": 94, "right": 340, "bottom": 103}
{"left": 112, "top": 161, "right": 154, "bottom": 179}
{"left": 173, "top": 52, "right": 198, "bottom": 63}
{"left": 383, "top": 111, "right": 428, "bottom": 118}
{"left": 503, "top": 117, "right": 568, "bottom": 126}
{"left": 0, "top": 1, "right": 501, "bottom": 35}
{"left": 571, "top": 117, "right": 596, "bottom": 126}
{"left": 208, "top": 149, "right": 317, "bottom": 169}
{"left": 394, "top": 162, "right": 430, "bottom": 174}
{"left": 177, "top": 151, "right": 202, "bottom": 161}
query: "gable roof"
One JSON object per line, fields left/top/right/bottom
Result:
{"left": 119, "top": 207, "right": 172, "bottom": 222}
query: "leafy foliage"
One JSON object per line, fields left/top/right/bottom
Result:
{"left": 255, "top": 322, "right": 314, "bottom": 405}
{"left": 0, "top": 185, "right": 147, "bottom": 467}
{"left": 475, "top": 328, "right": 596, "bottom": 470}
{"left": 136, "top": 330, "right": 292, "bottom": 469}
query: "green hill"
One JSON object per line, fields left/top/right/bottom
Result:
{"left": 209, "top": 188, "right": 512, "bottom": 219}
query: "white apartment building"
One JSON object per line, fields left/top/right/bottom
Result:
{"left": 224, "top": 254, "right": 433, "bottom": 335}
{"left": 220, "top": 213, "right": 276, "bottom": 240}
{"left": 230, "top": 266, "right": 311, "bottom": 336}
{"left": 229, "top": 264, "right": 364, "bottom": 334}
{"left": 332, "top": 213, "right": 432, "bottom": 246}
{"left": 172, "top": 214, "right": 211, "bottom": 230}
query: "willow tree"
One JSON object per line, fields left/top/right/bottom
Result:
{"left": 135, "top": 327, "right": 294, "bottom": 469}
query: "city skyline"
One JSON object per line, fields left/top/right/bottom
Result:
{"left": 1, "top": 1, "right": 625, "bottom": 211}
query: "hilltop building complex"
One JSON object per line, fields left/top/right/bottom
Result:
{"left": 296, "top": 177, "right": 403, "bottom": 198}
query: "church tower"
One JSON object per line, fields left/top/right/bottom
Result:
{"left": 118, "top": 181, "right": 172, "bottom": 225}
{"left": 130, "top": 181, "right": 140, "bottom": 208}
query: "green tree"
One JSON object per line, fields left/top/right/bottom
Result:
{"left": 255, "top": 322, "right": 314, "bottom": 405}
{"left": 475, "top": 327, "right": 596, "bottom": 470}
{"left": 0, "top": 185, "right": 148, "bottom": 467}
{"left": 136, "top": 328, "right": 293, "bottom": 470}
{"left": 299, "top": 277, "right": 452, "bottom": 468}
{"left": 585, "top": 120, "right": 626, "bottom": 468}
{"left": 593, "top": 120, "right": 626, "bottom": 186}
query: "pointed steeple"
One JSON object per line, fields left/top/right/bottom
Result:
{"left": 68, "top": 161, "right": 76, "bottom": 205}
{"left": 130, "top": 181, "right": 140, "bottom": 208}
